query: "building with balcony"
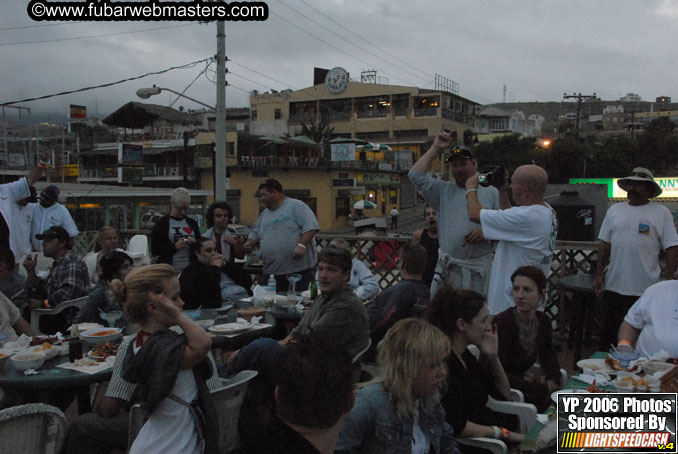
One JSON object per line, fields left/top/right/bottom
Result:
{"left": 473, "top": 106, "right": 541, "bottom": 141}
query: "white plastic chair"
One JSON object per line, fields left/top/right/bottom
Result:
{"left": 30, "top": 296, "right": 89, "bottom": 335}
{"left": 127, "top": 370, "right": 258, "bottom": 454}
{"left": 127, "top": 234, "right": 150, "bottom": 266}
{"left": 212, "top": 370, "right": 258, "bottom": 453}
{"left": 0, "top": 403, "right": 67, "bottom": 454}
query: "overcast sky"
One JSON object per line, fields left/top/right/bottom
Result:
{"left": 2, "top": 0, "right": 678, "bottom": 121}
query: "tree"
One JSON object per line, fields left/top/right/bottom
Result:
{"left": 298, "top": 118, "right": 334, "bottom": 159}
{"left": 636, "top": 117, "right": 678, "bottom": 172}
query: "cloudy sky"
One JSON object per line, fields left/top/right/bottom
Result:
{"left": 2, "top": 0, "right": 678, "bottom": 120}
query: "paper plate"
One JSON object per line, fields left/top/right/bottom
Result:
{"left": 209, "top": 323, "right": 252, "bottom": 335}
{"left": 576, "top": 358, "right": 617, "bottom": 374}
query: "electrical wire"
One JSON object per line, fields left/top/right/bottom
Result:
{"left": 169, "top": 60, "right": 214, "bottom": 108}
{"left": 269, "top": 10, "right": 419, "bottom": 87}
{"left": 296, "top": 0, "right": 434, "bottom": 82}
{"left": 0, "top": 23, "right": 198, "bottom": 46}
{"left": 0, "top": 21, "right": 87, "bottom": 31}
{"left": 0, "top": 57, "right": 212, "bottom": 106}
{"left": 278, "top": 0, "right": 428, "bottom": 85}
{"left": 227, "top": 59, "right": 297, "bottom": 90}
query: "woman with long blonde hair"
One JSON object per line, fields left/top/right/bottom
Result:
{"left": 336, "top": 318, "right": 460, "bottom": 454}
{"left": 113, "top": 264, "right": 216, "bottom": 454}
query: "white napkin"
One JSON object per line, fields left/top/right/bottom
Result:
{"left": 235, "top": 318, "right": 250, "bottom": 325}
{"left": 23, "top": 369, "right": 38, "bottom": 376}
{"left": 250, "top": 316, "right": 262, "bottom": 325}
{"left": 3, "top": 334, "right": 32, "bottom": 352}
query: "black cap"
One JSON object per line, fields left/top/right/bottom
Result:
{"left": 35, "top": 226, "right": 69, "bottom": 242}
{"left": 445, "top": 146, "right": 474, "bottom": 162}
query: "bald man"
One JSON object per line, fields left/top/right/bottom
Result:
{"left": 465, "top": 165, "right": 558, "bottom": 315}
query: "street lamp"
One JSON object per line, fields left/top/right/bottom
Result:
{"left": 135, "top": 85, "right": 215, "bottom": 111}
{"left": 136, "top": 84, "right": 227, "bottom": 201}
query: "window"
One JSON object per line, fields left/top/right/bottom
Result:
{"left": 389, "top": 190, "right": 398, "bottom": 205}
{"left": 356, "top": 131, "right": 389, "bottom": 141}
{"left": 392, "top": 94, "right": 409, "bottom": 116}
{"left": 356, "top": 96, "right": 390, "bottom": 118}
{"left": 289, "top": 101, "right": 317, "bottom": 122}
{"left": 413, "top": 96, "right": 439, "bottom": 117}
{"left": 394, "top": 129, "right": 428, "bottom": 139}
{"left": 274, "top": 109, "right": 281, "bottom": 120}
{"left": 251, "top": 110, "right": 257, "bottom": 121}
{"left": 335, "top": 197, "right": 350, "bottom": 219}
{"left": 320, "top": 99, "right": 352, "bottom": 121}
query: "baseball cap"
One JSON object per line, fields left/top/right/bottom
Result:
{"left": 35, "top": 226, "right": 69, "bottom": 242}
{"left": 40, "top": 184, "right": 60, "bottom": 200}
{"left": 445, "top": 146, "right": 474, "bottom": 162}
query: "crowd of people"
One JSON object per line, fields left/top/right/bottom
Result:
{"left": 0, "top": 139, "right": 677, "bottom": 454}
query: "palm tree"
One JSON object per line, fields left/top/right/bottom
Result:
{"left": 299, "top": 118, "right": 334, "bottom": 160}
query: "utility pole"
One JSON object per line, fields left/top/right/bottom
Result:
{"left": 214, "top": 20, "right": 227, "bottom": 201}
{"left": 563, "top": 92, "right": 596, "bottom": 135}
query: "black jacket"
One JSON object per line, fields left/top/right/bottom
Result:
{"left": 150, "top": 215, "right": 201, "bottom": 265}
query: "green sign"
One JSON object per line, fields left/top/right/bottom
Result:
{"left": 569, "top": 178, "right": 614, "bottom": 198}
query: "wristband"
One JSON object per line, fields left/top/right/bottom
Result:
{"left": 466, "top": 189, "right": 478, "bottom": 197}
{"left": 492, "top": 426, "right": 501, "bottom": 439}
{"left": 501, "top": 427, "right": 510, "bottom": 440}
{"left": 618, "top": 340, "right": 632, "bottom": 347}
{"left": 297, "top": 243, "right": 306, "bottom": 249}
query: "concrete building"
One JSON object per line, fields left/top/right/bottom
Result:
{"left": 474, "top": 106, "right": 541, "bottom": 141}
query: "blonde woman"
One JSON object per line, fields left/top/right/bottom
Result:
{"left": 112, "top": 264, "right": 216, "bottom": 454}
{"left": 336, "top": 318, "right": 460, "bottom": 454}
{"left": 84, "top": 226, "right": 121, "bottom": 283}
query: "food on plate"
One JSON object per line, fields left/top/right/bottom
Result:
{"left": 90, "top": 342, "right": 119, "bottom": 359}
{"left": 29, "top": 335, "right": 61, "bottom": 346}
{"left": 605, "top": 356, "right": 638, "bottom": 372}
{"left": 74, "top": 357, "right": 101, "bottom": 367}
{"left": 587, "top": 380, "right": 604, "bottom": 393}
{"left": 33, "top": 342, "right": 53, "bottom": 352}
{"left": 90, "top": 330, "right": 118, "bottom": 337}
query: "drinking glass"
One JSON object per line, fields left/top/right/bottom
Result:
{"left": 101, "top": 310, "right": 122, "bottom": 327}
{"left": 287, "top": 274, "right": 302, "bottom": 297}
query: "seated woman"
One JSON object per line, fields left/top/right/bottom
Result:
{"left": 116, "top": 264, "right": 217, "bottom": 454}
{"left": 617, "top": 280, "right": 678, "bottom": 357}
{"left": 336, "top": 318, "right": 459, "bottom": 454}
{"left": 180, "top": 238, "right": 249, "bottom": 310}
{"left": 325, "top": 238, "right": 380, "bottom": 301}
{"left": 493, "top": 266, "right": 561, "bottom": 412}
{"left": 426, "top": 285, "right": 524, "bottom": 445}
{"left": 74, "top": 250, "right": 133, "bottom": 327}
{"left": 84, "top": 226, "right": 121, "bottom": 284}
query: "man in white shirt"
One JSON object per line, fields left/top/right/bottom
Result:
{"left": 31, "top": 184, "right": 79, "bottom": 252}
{"left": 594, "top": 167, "right": 678, "bottom": 350}
{"left": 466, "top": 164, "right": 558, "bottom": 315}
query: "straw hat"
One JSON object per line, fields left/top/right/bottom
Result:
{"left": 617, "top": 167, "right": 662, "bottom": 198}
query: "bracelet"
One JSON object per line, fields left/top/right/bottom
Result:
{"left": 466, "top": 189, "right": 478, "bottom": 197}
{"left": 501, "top": 427, "right": 510, "bottom": 440}
{"left": 297, "top": 243, "right": 306, "bottom": 249}
{"left": 492, "top": 426, "right": 501, "bottom": 439}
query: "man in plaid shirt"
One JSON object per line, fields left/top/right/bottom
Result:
{"left": 23, "top": 226, "right": 89, "bottom": 332}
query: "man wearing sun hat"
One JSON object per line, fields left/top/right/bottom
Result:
{"left": 593, "top": 167, "right": 678, "bottom": 350}
{"left": 409, "top": 131, "right": 505, "bottom": 297}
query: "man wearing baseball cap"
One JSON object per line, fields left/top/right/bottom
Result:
{"left": 593, "top": 167, "right": 678, "bottom": 349}
{"left": 24, "top": 226, "right": 90, "bottom": 333}
{"left": 31, "top": 184, "right": 79, "bottom": 252}
{"left": 409, "top": 131, "right": 506, "bottom": 297}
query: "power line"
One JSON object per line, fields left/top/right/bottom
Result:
{"left": 169, "top": 60, "right": 214, "bottom": 108}
{"left": 0, "top": 21, "right": 87, "bottom": 31}
{"left": 278, "top": 0, "right": 428, "bottom": 85}
{"left": 297, "top": 0, "right": 434, "bottom": 83}
{"left": 0, "top": 23, "right": 198, "bottom": 46}
{"left": 0, "top": 57, "right": 212, "bottom": 106}
{"left": 227, "top": 71, "right": 279, "bottom": 92}
{"left": 228, "top": 59, "right": 298, "bottom": 90}
{"left": 269, "top": 10, "right": 419, "bottom": 87}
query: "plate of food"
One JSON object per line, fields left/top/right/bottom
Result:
{"left": 28, "top": 342, "right": 59, "bottom": 360}
{"left": 577, "top": 358, "right": 640, "bottom": 375}
{"left": 88, "top": 342, "right": 119, "bottom": 361}
{"left": 209, "top": 322, "right": 252, "bottom": 335}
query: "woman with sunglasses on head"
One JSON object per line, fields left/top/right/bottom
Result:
{"left": 426, "top": 285, "right": 524, "bottom": 446}
{"left": 493, "top": 266, "right": 561, "bottom": 412}
{"left": 114, "top": 264, "right": 217, "bottom": 454}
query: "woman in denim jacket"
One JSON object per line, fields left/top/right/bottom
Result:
{"left": 336, "top": 318, "right": 461, "bottom": 454}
